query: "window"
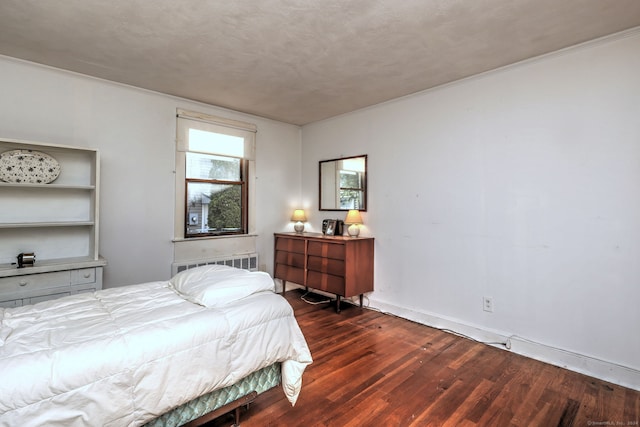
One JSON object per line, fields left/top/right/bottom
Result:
{"left": 176, "top": 110, "right": 256, "bottom": 239}
{"left": 185, "top": 152, "right": 245, "bottom": 236}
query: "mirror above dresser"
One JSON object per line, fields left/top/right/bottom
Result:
{"left": 319, "top": 155, "right": 367, "bottom": 211}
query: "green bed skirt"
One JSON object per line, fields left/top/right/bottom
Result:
{"left": 144, "top": 362, "right": 281, "bottom": 427}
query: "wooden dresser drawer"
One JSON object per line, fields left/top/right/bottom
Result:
{"left": 308, "top": 241, "right": 345, "bottom": 259}
{"left": 307, "top": 255, "right": 344, "bottom": 277}
{"left": 274, "top": 264, "right": 305, "bottom": 284}
{"left": 275, "top": 237, "right": 305, "bottom": 254}
{"left": 307, "top": 271, "right": 345, "bottom": 295}
{"left": 275, "top": 251, "right": 305, "bottom": 268}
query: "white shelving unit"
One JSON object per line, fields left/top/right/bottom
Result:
{"left": 0, "top": 138, "right": 106, "bottom": 307}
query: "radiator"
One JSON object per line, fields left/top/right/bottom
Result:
{"left": 171, "top": 253, "right": 259, "bottom": 276}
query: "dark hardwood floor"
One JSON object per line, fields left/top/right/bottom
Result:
{"left": 207, "top": 289, "right": 639, "bottom": 426}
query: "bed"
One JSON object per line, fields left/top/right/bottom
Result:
{"left": 0, "top": 265, "right": 312, "bottom": 426}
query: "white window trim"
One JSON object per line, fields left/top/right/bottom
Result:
{"left": 174, "top": 109, "right": 257, "bottom": 241}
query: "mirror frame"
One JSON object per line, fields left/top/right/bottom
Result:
{"left": 319, "top": 154, "right": 367, "bottom": 211}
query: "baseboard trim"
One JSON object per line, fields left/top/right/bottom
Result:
{"left": 367, "top": 297, "right": 640, "bottom": 391}
{"left": 506, "top": 335, "right": 640, "bottom": 391}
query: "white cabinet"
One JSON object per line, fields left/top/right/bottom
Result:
{"left": 0, "top": 264, "right": 104, "bottom": 308}
{"left": 0, "top": 138, "right": 106, "bottom": 306}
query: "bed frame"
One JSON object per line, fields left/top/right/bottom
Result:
{"left": 144, "top": 362, "right": 281, "bottom": 427}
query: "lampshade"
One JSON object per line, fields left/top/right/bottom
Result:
{"left": 344, "top": 210, "right": 363, "bottom": 225}
{"left": 291, "top": 209, "right": 307, "bottom": 222}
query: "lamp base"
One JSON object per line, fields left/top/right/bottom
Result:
{"left": 294, "top": 222, "right": 305, "bottom": 233}
{"left": 347, "top": 223, "right": 360, "bottom": 237}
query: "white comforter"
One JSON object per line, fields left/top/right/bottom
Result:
{"left": 0, "top": 278, "right": 312, "bottom": 426}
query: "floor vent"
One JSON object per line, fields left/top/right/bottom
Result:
{"left": 171, "top": 253, "right": 259, "bottom": 276}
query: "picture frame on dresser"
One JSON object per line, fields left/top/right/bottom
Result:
{"left": 324, "top": 220, "right": 336, "bottom": 236}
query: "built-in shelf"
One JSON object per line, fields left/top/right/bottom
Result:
{"left": 0, "top": 137, "right": 106, "bottom": 307}
{"left": 0, "top": 182, "right": 96, "bottom": 190}
{"left": 0, "top": 221, "right": 95, "bottom": 228}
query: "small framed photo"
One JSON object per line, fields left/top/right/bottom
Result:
{"left": 325, "top": 220, "right": 336, "bottom": 236}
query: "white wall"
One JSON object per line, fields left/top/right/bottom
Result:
{"left": 0, "top": 56, "right": 302, "bottom": 287}
{"left": 301, "top": 30, "right": 640, "bottom": 388}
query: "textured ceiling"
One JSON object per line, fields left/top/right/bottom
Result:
{"left": 0, "top": 1, "right": 639, "bottom": 125}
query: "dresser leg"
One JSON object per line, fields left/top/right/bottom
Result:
{"left": 282, "top": 280, "right": 286, "bottom": 295}
{"left": 336, "top": 295, "right": 341, "bottom": 313}
{"left": 360, "top": 294, "right": 364, "bottom": 308}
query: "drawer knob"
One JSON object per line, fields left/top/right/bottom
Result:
{"left": 83, "top": 273, "right": 91, "bottom": 278}
{"left": 18, "top": 280, "right": 28, "bottom": 286}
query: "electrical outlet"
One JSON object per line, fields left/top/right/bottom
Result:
{"left": 483, "top": 296, "right": 493, "bottom": 312}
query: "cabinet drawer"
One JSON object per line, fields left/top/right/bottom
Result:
{"left": 275, "top": 251, "right": 305, "bottom": 268}
{"left": 274, "top": 264, "right": 305, "bottom": 284}
{"left": 307, "top": 271, "right": 345, "bottom": 295}
{"left": 28, "top": 292, "right": 71, "bottom": 305}
{"left": 0, "top": 299, "right": 22, "bottom": 308}
{"left": 275, "top": 237, "right": 305, "bottom": 254}
{"left": 307, "top": 256, "right": 344, "bottom": 277}
{"left": 71, "top": 268, "right": 96, "bottom": 285}
{"left": 0, "top": 270, "right": 71, "bottom": 294}
{"left": 308, "top": 241, "right": 345, "bottom": 260}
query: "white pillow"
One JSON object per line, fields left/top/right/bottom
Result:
{"left": 169, "top": 265, "right": 275, "bottom": 308}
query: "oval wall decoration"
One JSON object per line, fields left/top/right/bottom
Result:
{"left": 0, "top": 149, "right": 61, "bottom": 184}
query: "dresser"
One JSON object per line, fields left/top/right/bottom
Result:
{"left": 274, "top": 232, "right": 374, "bottom": 312}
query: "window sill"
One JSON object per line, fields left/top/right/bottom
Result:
{"left": 172, "top": 233, "right": 258, "bottom": 243}
{"left": 173, "top": 234, "right": 258, "bottom": 263}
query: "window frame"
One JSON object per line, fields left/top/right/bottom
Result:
{"left": 183, "top": 156, "right": 248, "bottom": 238}
{"left": 174, "top": 109, "right": 256, "bottom": 241}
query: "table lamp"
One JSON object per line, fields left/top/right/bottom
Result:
{"left": 344, "top": 209, "right": 363, "bottom": 237}
{"left": 291, "top": 209, "right": 307, "bottom": 233}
